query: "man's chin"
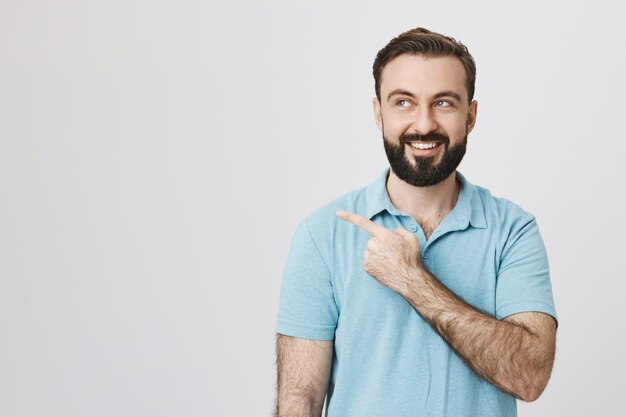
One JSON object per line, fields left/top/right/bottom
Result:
{"left": 405, "top": 153, "right": 439, "bottom": 167}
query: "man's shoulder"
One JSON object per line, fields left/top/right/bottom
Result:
{"left": 300, "top": 185, "right": 368, "bottom": 234}
{"left": 472, "top": 182, "right": 537, "bottom": 231}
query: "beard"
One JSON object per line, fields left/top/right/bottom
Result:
{"left": 382, "top": 128, "right": 468, "bottom": 187}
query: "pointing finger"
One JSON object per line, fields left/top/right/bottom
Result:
{"left": 336, "top": 210, "right": 389, "bottom": 237}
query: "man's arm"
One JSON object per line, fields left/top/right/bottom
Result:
{"left": 274, "top": 334, "right": 334, "bottom": 417}
{"left": 399, "top": 267, "right": 557, "bottom": 402}
{"left": 335, "top": 210, "right": 557, "bottom": 402}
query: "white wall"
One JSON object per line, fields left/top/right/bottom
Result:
{"left": 1, "top": 0, "right": 624, "bottom": 416}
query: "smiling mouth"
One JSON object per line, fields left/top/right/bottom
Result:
{"left": 407, "top": 141, "right": 443, "bottom": 150}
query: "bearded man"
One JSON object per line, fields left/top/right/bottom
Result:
{"left": 274, "top": 27, "right": 558, "bottom": 417}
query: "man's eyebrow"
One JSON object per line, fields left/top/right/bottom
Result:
{"left": 386, "top": 89, "right": 463, "bottom": 102}
{"left": 386, "top": 89, "right": 416, "bottom": 101}
{"left": 433, "top": 91, "right": 463, "bottom": 102}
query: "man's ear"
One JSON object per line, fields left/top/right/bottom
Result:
{"left": 467, "top": 100, "right": 478, "bottom": 134}
{"left": 373, "top": 97, "right": 383, "bottom": 131}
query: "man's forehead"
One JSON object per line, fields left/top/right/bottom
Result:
{"left": 380, "top": 54, "right": 467, "bottom": 100}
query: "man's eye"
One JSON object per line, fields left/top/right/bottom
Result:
{"left": 397, "top": 99, "right": 412, "bottom": 108}
{"left": 435, "top": 100, "right": 451, "bottom": 107}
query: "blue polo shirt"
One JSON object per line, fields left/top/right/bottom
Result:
{"left": 276, "top": 167, "right": 557, "bottom": 417}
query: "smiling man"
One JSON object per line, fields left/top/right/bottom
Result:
{"left": 275, "top": 27, "right": 557, "bottom": 417}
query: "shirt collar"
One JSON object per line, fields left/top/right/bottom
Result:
{"left": 365, "top": 166, "right": 487, "bottom": 230}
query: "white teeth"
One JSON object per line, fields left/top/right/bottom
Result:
{"left": 409, "top": 142, "right": 438, "bottom": 150}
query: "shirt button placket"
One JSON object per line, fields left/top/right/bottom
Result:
{"left": 408, "top": 224, "right": 428, "bottom": 259}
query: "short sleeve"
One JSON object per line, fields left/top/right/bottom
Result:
{"left": 495, "top": 216, "right": 558, "bottom": 327}
{"left": 276, "top": 219, "right": 338, "bottom": 340}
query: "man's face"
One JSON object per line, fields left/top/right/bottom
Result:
{"left": 373, "top": 54, "right": 478, "bottom": 187}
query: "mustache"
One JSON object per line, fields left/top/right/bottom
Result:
{"left": 400, "top": 131, "right": 450, "bottom": 145}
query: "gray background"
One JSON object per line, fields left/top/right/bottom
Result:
{"left": 1, "top": 0, "right": 624, "bottom": 416}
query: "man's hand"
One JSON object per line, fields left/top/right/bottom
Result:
{"left": 335, "top": 210, "right": 423, "bottom": 292}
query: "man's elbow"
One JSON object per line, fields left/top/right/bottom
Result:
{"left": 518, "top": 349, "right": 555, "bottom": 402}
{"left": 516, "top": 378, "right": 550, "bottom": 403}
{"left": 518, "top": 388, "right": 542, "bottom": 403}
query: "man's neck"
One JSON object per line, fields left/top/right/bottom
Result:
{"left": 386, "top": 169, "right": 461, "bottom": 227}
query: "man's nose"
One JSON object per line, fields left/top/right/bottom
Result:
{"left": 409, "top": 107, "right": 438, "bottom": 135}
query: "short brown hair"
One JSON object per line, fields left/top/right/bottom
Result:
{"left": 373, "top": 27, "right": 476, "bottom": 104}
